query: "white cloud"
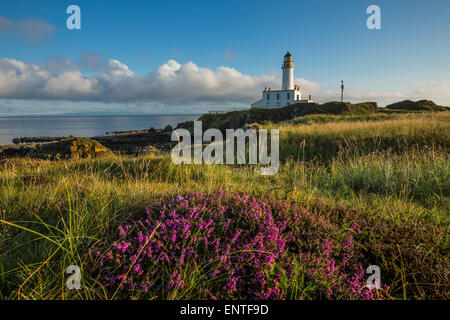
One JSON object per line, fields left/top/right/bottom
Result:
{"left": 41, "top": 71, "right": 100, "bottom": 98}
{"left": 0, "top": 58, "right": 50, "bottom": 99}
{"left": 0, "top": 57, "right": 448, "bottom": 108}
{"left": 0, "top": 57, "right": 282, "bottom": 104}
{"left": 311, "top": 86, "right": 407, "bottom": 106}
{"left": 412, "top": 81, "right": 450, "bottom": 104}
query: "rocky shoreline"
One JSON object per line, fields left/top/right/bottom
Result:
{"left": 0, "top": 127, "right": 174, "bottom": 159}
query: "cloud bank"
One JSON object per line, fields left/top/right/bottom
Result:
{"left": 0, "top": 57, "right": 448, "bottom": 109}
{"left": 0, "top": 57, "right": 286, "bottom": 104}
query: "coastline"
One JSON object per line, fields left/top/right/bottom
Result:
{"left": 0, "top": 114, "right": 200, "bottom": 146}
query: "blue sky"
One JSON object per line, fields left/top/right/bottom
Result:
{"left": 0, "top": 0, "right": 449, "bottom": 115}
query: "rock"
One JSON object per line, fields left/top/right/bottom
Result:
{"left": 34, "top": 138, "right": 113, "bottom": 160}
{"left": 130, "top": 145, "right": 160, "bottom": 156}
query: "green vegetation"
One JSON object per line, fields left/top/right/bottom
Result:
{"left": 1, "top": 138, "right": 114, "bottom": 160}
{"left": 385, "top": 99, "right": 448, "bottom": 111}
{"left": 195, "top": 100, "right": 447, "bottom": 131}
{"left": 0, "top": 111, "right": 448, "bottom": 300}
{"left": 275, "top": 112, "right": 449, "bottom": 162}
{"left": 35, "top": 137, "right": 114, "bottom": 160}
{"left": 197, "top": 101, "right": 376, "bottom": 131}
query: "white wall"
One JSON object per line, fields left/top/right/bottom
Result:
{"left": 282, "top": 67, "right": 294, "bottom": 90}
{"left": 251, "top": 89, "right": 302, "bottom": 108}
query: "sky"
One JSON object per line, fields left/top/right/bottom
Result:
{"left": 0, "top": 0, "right": 449, "bottom": 115}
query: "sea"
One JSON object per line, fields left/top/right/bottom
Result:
{"left": 0, "top": 115, "right": 200, "bottom": 146}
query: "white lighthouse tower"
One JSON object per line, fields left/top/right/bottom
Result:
{"left": 282, "top": 51, "right": 294, "bottom": 90}
{"left": 251, "top": 51, "right": 314, "bottom": 108}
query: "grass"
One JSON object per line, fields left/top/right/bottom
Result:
{"left": 0, "top": 111, "right": 449, "bottom": 299}
{"left": 274, "top": 112, "right": 449, "bottom": 162}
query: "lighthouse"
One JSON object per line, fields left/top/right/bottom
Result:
{"left": 251, "top": 52, "right": 314, "bottom": 108}
{"left": 282, "top": 51, "right": 294, "bottom": 90}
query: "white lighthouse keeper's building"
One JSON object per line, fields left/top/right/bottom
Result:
{"left": 251, "top": 52, "right": 314, "bottom": 108}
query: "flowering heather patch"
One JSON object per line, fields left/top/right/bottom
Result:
{"left": 98, "top": 191, "right": 288, "bottom": 299}
{"left": 96, "top": 190, "right": 398, "bottom": 300}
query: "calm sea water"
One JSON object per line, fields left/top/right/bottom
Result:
{"left": 0, "top": 115, "right": 199, "bottom": 146}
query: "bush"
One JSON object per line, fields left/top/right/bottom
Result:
{"left": 385, "top": 100, "right": 447, "bottom": 111}
{"left": 35, "top": 138, "right": 113, "bottom": 160}
{"left": 96, "top": 191, "right": 396, "bottom": 300}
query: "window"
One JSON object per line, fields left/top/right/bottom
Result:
{"left": 267, "top": 94, "right": 270, "bottom": 100}
{"left": 287, "top": 93, "right": 290, "bottom": 99}
{"left": 277, "top": 93, "right": 280, "bottom": 100}
{"left": 297, "top": 95, "right": 300, "bottom": 100}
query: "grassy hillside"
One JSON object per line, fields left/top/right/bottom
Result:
{"left": 274, "top": 112, "right": 449, "bottom": 162}
{"left": 0, "top": 111, "right": 449, "bottom": 300}
{"left": 385, "top": 99, "right": 448, "bottom": 111}
{"left": 197, "top": 101, "right": 379, "bottom": 131}
{"left": 193, "top": 100, "right": 447, "bottom": 132}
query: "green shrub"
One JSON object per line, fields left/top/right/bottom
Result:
{"left": 34, "top": 138, "right": 113, "bottom": 160}
{"left": 386, "top": 100, "right": 448, "bottom": 111}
